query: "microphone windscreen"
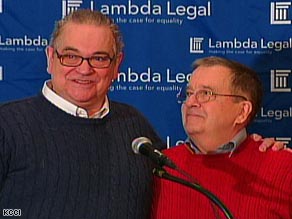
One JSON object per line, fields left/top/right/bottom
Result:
{"left": 132, "top": 137, "right": 152, "bottom": 154}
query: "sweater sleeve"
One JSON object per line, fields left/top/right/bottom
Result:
{"left": 0, "top": 126, "right": 7, "bottom": 189}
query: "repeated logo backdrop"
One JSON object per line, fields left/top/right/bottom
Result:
{"left": 0, "top": 0, "right": 291, "bottom": 147}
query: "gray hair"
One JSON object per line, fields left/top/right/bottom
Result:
{"left": 49, "top": 9, "right": 124, "bottom": 56}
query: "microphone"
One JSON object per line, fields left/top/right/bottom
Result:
{"left": 132, "top": 137, "right": 177, "bottom": 169}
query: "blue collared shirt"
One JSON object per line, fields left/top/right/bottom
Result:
{"left": 186, "top": 128, "right": 247, "bottom": 157}
{"left": 42, "top": 80, "right": 109, "bottom": 119}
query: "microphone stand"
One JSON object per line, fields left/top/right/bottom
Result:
{"left": 153, "top": 167, "right": 234, "bottom": 219}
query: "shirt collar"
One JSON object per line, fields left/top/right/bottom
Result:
{"left": 186, "top": 128, "right": 247, "bottom": 157}
{"left": 42, "top": 80, "right": 109, "bottom": 119}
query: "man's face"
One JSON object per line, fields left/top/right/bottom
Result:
{"left": 46, "top": 22, "right": 122, "bottom": 111}
{"left": 182, "top": 65, "right": 246, "bottom": 146}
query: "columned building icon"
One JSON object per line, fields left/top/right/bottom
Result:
{"left": 271, "top": 69, "right": 291, "bottom": 92}
{"left": 190, "top": 37, "right": 204, "bottom": 54}
{"left": 271, "top": 2, "right": 292, "bottom": 24}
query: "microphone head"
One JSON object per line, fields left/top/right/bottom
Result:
{"left": 132, "top": 137, "right": 152, "bottom": 154}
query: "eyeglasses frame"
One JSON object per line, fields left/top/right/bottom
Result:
{"left": 177, "top": 87, "right": 248, "bottom": 104}
{"left": 55, "top": 50, "right": 114, "bottom": 69}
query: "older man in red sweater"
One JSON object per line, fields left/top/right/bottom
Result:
{"left": 151, "top": 56, "right": 292, "bottom": 219}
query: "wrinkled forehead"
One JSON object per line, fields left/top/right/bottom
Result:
{"left": 55, "top": 23, "right": 115, "bottom": 53}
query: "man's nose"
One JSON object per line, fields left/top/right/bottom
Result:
{"left": 184, "top": 94, "right": 200, "bottom": 107}
{"left": 77, "top": 59, "right": 93, "bottom": 74}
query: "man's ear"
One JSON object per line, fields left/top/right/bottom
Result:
{"left": 112, "top": 52, "right": 124, "bottom": 80}
{"left": 45, "top": 46, "right": 54, "bottom": 74}
{"left": 234, "top": 101, "right": 253, "bottom": 125}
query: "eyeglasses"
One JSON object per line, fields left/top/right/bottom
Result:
{"left": 177, "top": 87, "right": 247, "bottom": 104}
{"left": 55, "top": 50, "right": 114, "bottom": 68}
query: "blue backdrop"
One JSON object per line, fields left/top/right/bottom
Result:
{"left": 0, "top": 0, "right": 291, "bottom": 147}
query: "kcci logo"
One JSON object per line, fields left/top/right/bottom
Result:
{"left": 3, "top": 209, "right": 21, "bottom": 217}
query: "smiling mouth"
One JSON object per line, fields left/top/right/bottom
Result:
{"left": 73, "top": 79, "right": 96, "bottom": 84}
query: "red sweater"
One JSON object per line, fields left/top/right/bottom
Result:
{"left": 151, "top": 137, "right": 292, "bottom": 219}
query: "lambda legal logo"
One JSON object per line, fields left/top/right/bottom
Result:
{"left": 62, "top": 0, "right": 94, "bottom": 18}
{"left": 189, "top": 37, "right": 204, "bottom": 54}
{"left": 270, "top": 69, "right": 291, "bottom": 92}
{"left": 270, "top": 2, "right": 292, "bottom": 25}
{"left": 0, "top": 0, "right": 3, "bottom": 13}
{"left": 275, "top": 137, "right": 291, "bottom": 146}
{"left": 0, "top": 66, "right": 3, "bottom": 81}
